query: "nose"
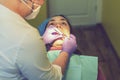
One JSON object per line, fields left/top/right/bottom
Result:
{"left": 56, "top": 23, "right": 61, "bottom": 28}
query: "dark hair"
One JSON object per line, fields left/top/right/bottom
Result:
{"left": 44, "top": 15, "right": 73, "bottom": 33}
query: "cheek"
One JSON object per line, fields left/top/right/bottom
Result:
{"left": 63, "top": 28, "right": 70, "bottom": 37}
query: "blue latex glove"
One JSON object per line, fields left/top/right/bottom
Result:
{"left": 42, "top": 25, "right": 63, "bottom": 44}
{"left": 62, "top": 34, "right": 77, "bottom": 56}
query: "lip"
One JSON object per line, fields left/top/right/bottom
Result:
{"left": 51, "top": 32, "right": 65, "bottom": 41}
{"left": 52, "top": 32, "right": 60, "bottom": 35}
{"left": 56, "top": 37, "right": 64, "bottom": 41}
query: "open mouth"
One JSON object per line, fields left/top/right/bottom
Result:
{"left": 52, "top": 32, "right": 60, "bottom": 35}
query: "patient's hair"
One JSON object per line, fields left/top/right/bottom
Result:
{"left": 44, "top": 15, "right": 73, "bottom": 34}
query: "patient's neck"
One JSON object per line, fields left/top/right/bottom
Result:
{"left": 50, "top": 46, "right": 62, "bottom": 50}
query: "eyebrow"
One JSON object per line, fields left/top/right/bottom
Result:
{"left": 60, "top": 18, "right": 66, "bottom": 21}
{"left": 49, "top": 19, "right": 55, "bottom": 22}
{"left": 49, "top": 18, "right": 66, "bottom": 22}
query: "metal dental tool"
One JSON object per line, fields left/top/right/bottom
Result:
{"left": 53, "top": 27, "right": 68, "bottom": 38}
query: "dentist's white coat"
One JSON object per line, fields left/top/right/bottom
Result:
{"left": 0, "top": 4, "right": 62, "bottom": 80}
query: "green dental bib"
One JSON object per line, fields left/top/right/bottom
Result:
{"left": 47, "top": 50, "right": 98, "bottom": 80}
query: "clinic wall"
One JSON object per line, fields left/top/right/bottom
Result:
{"left": 27, "top": 3, "right": 47, "bottom": 28}
{"left": 102, "top": 0, "right": 120, "bottom": 57}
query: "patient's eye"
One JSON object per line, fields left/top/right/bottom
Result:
{"left": 61, "top": 22, "right": 67, "bottom": 26}
{"left": 49, "top": 22, "right": 55, "bottom": 26}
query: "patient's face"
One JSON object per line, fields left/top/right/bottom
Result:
{"left": 46, "top": 16, "right": 70, "bottom": 47}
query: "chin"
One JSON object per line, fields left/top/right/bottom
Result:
{"left": 52, "top": 40, "right": 63, "bottom": 46}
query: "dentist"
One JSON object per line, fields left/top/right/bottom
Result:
{"left": 0, "top": 0, "right": 77, "bottom": 80}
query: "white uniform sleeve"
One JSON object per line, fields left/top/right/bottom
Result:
{"left": 16, "top": 29, "right": 62, "bottom": 80}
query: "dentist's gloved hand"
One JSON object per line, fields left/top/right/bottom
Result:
{"left": 62, "top": 34, "right": 77, "bottom": 56}
{"left": 42, "top": 25, "right": 62, "bottom": 44}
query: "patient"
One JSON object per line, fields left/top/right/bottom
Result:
{"left": 38, "top": 15, "right": 106, "bottom": 80}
